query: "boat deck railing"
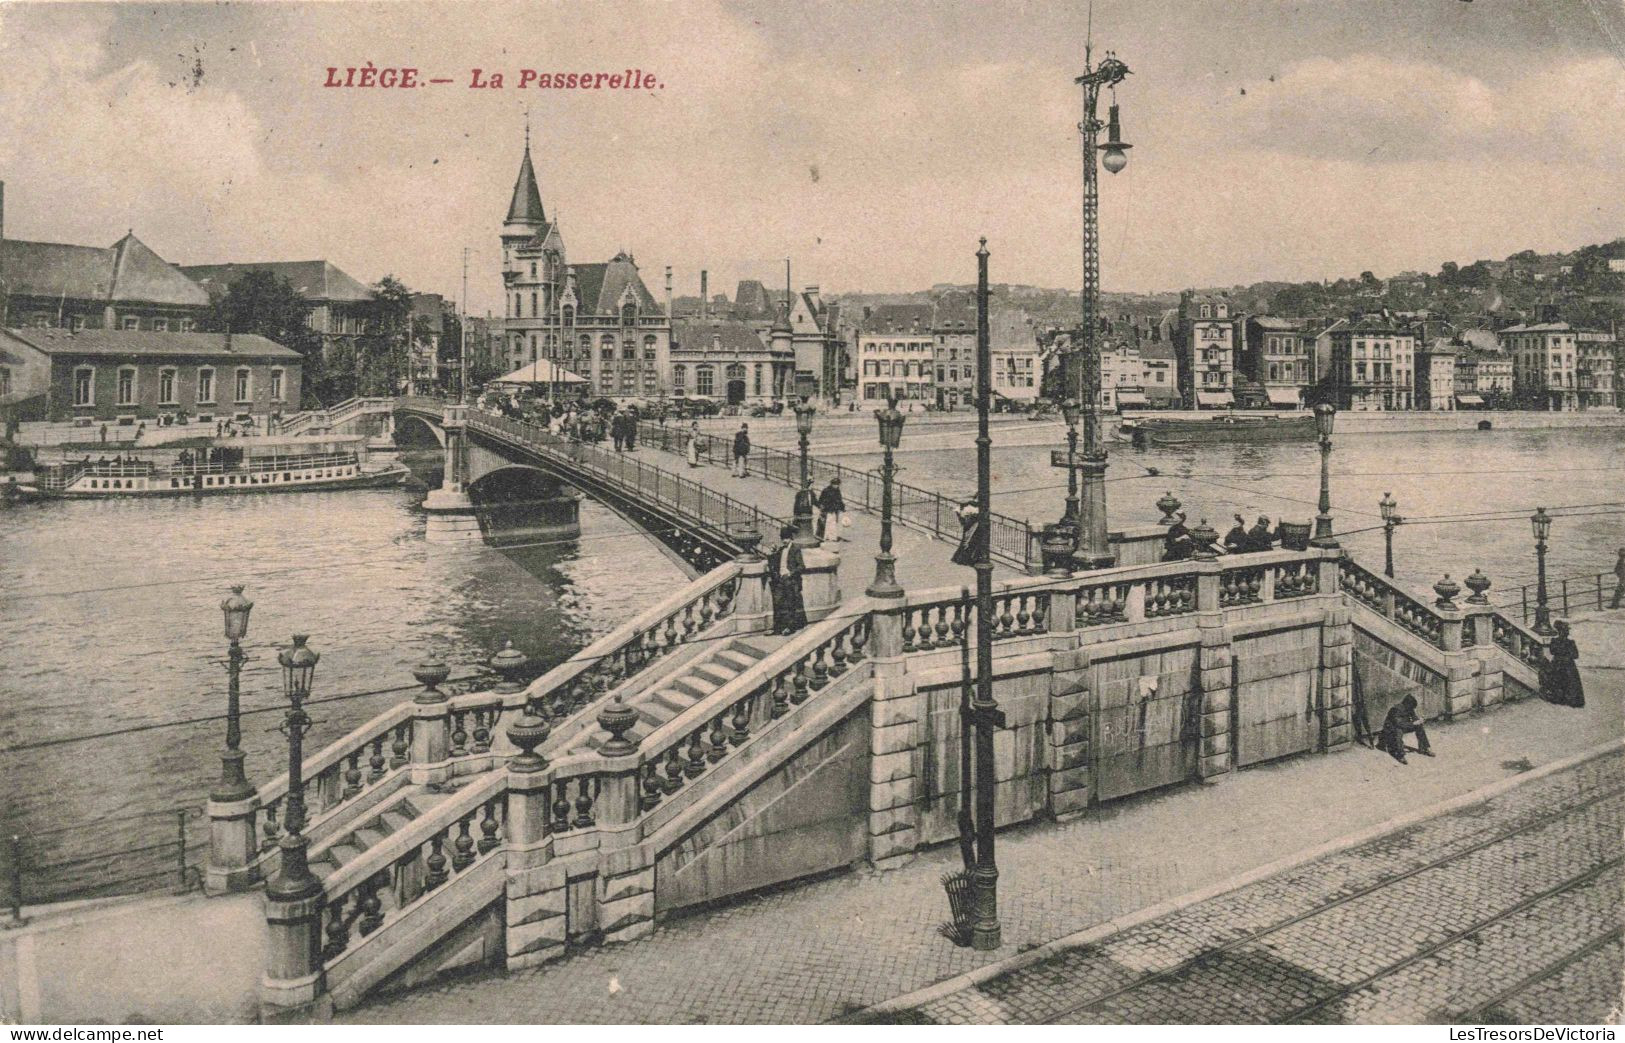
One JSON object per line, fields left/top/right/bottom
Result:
{"left": 44, "top": 451, "right": 361, "bottom": 484}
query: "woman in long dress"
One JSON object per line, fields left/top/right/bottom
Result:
{"left": 1541, "top": 620, "right": 1585, "bottom": 708}
{"left": 686, "top": 420, "right": 701, "bottom": 468}
{"left": 768, "top": 524, "right": 807, "bottom": 635}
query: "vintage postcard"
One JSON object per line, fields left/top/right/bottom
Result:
{"left": 0, "top": 0, "right": 1621, "bottom": 1032}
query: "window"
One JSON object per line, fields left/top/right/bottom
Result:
{"left": 122, "top": 316, "right": 139, "bottom": 330}
{"left": 622, "top": 341, "right": 636, "bottom": 361}
{"left": 600, "top": 347, "right": 613, "bottom": 362}
{"left": 600, "top": 372, "right": 614, "bottom": 391}
{"left": 270, "top": 369, "right": 285, "bottom": 401}
{"left": 621, "top": 371, "right": 636, "bottom": 392}
{"left": 562, "top": 306, "right": 574, "bottom": 326}
{"left": 234, "top": 368, "right": 251, "bottom": 402}
{"left": 530, "top": 292, "right": 538, "bottom": 317}
{"left": 696, "top": 366, "right": 714, "bottom": 397}
{"left": 530, "top": 334, "right": 538, "bottom": 361}
{"left": 673, "top": 364, "right": 686, "bottom": 389}
{"left": 198, "top": 368, "right": 215, "bottom": 403}
{"left": 644, "top": 335, "right": 657, "bottom": 361}
{"left": 159, "top": 369, "right": 177, "bottom": 404}
{"left": 117, "top": 368, "right": 136, "bottom": 406}
{"left": 179, "top": 318, "right": 196, "bottom": 332}
{"left": 643, "top": 372, "right": 657, "bottom": 391}
{"left": 152, "top": 318, "right": 170, "bottom": 333}
{"left": 69, "top": 316, "right": 86, "bottom": 332}
{"left": 0, "top": 367, "right": 8, "bottom": 398}
{"left": 622, "top": 303, "right": 637, "bottom": 326}
{"left": 530, "top": 262, "right": 537, "bottom": 279}
{"left": 754, "top": 364, "right": 764, "bottom": 395}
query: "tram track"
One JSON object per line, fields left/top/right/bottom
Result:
{"left": 1451, "top": 926, "right": 1623, "bottom": 1025}
{"left": 1038, "top": 780, "right": 1625, "bottom": 1024}
{"left": 1281, "top": 856, "right": 1623, "bottom": 1023}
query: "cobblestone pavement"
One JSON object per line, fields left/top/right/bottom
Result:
{"left": 335, "top": 690, "right": 1619, "bottom": 1025}
{"left": 873, "top": 756, "right": 1624, "bottom": 1025}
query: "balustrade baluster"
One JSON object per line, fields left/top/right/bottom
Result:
{"left": 663, "top": 613, "right": 679, "bottom": 650}
{"left": 791, "top": 661, "right": 810, "bottom": 705}
{"left": 950, "top": 603, "right": 966, "bottom": 643}
{"left": 344, "top": 752, "right": 363, "bottom": 798}
{"left": 999, "top": 597, "right": 1015, "bottom": 636}
{"left": 322, "top": 894, "right": 351, "bottom": 961}
{"left": 451, "top": 815, "right": 476, "bottom": 870}
{"left": 390, "top": 722, "right": 410, "bottom": 768}
{"left": 1033, "top": 594, "right": 1049, "bottom": 633}
{"left": 771, "top": 673, "right": 791, "bottom": 718}
{"left": 260, "top": 800, "right": 282, "bottom": 852}
{"left": 902, "top": 611, "right": 918, "bottom": 652}
{"left": 663, "top": 746, "right": 686, "bottom": 793}
{"left": 551, "top": 782, "right": 573, "bottom": 833}
{"left": 450, "top": 712, "right": 469, "bottom": 757}
{"left": 699, "top": 595, "right": 716, "bottom": 630}
{"left": 478, "top": 799, "right": 501, "bottom": 853}
{"left": 730, "top": 697, "right": 752, "bottom": 745}
{"left": 573, "top": 779, "right": 596, "bottom": 829}
{"left": 682, "top": 604, "right": 697, "bottom": 640}
{"left": 358, "top": 876, "right": 385, "bottom": 935}
{"left": 640, "top": 762, "right": 664, "bottom": 812}
{"left": 707, "top": 716, "right": 729, "bottom": 761}
{"left": 685, "top": 730, "right": 708, "bottom": 778}
{"left": 424, "top": 833, "right": 448, "bottom": 889}
{"left": 1016, "top": 595, "right": 1031, "bottom": 633}
{"left": 470, "top": 710, "right": 493, "bottom": 755}
{"left": 934, "top": 607, "right": 951, "bottom": 647}
{"left": 810, "top": 645, "right": 829, "bottom": 690}
{"left": 849, "top": 622, "right": 868, "bottom": 662}
{"left": 829, "top": 633, "right": 848, "bottom": 676}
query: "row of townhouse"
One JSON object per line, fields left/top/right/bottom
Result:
{"left": 853, "top": 300, "right": 1042, "bottom": 407}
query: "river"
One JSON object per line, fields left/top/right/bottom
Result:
{"left": 0, "top": 471, "right": 689, "bottom": 901}
{"left": 2, "top": 424, "right": 1620, "bottom": 901}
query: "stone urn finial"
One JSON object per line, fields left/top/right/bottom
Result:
{"left": 1464, "top": 567, "right": 1491, "bottom": 605}
{"left": 1191, "top": 518, "right": 1218, "bottom": 561}
{"left": 734, "top": 527, "right": 763, "bottom": 561}
{"left": 412, "top": 657, "right": 451, "bottom": 704}
{"left": 505, "top": 702, "right": 551, "bottom": 773}
{"left": 1433, "top": 573, "right": 1461, "bottom": 609}
{"left": 490, "top": 640, "right": 528, "bottom": 694}
{"left": 596, "top": 697, "right": 640, "bottom": 757}
{"left": 1156, "top": 491, "right": 1182, "bottom": 526}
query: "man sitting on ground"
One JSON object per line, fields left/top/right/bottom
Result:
{"left": 1375, "top": 694, "right": 1434, "bottom": 765}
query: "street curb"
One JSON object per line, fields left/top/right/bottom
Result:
{"left": 837, "top": 736, "right": 1625, "bottom": 1022}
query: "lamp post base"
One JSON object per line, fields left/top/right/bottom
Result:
{"left": 866, "top": 552, "right": 904, "bottom": 599}
{"left": 266, "top": 834, "right": 323, "bottom": 903}
{"left": 212, "top": 747, "right": 256, "bottom": 804}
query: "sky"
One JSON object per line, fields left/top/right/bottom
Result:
{"left": 0, "top": 0, "right": 1621, "bottom": 314}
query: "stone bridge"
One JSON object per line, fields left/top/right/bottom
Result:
{"left": 181, "top": 525, "right": 1560, "bottom": 1020}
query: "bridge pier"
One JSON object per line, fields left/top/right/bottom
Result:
{"left": 424, "top": 404, "right": 481, "bottom": 543}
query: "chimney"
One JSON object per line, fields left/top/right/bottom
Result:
{"left": 664, "top": 265, "right": 672, "bottom": 321}
{"left": 700, "top": 270, "right": 708, "bottom": 320}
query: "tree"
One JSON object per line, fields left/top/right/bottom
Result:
{"left": 359, "top": 275, "right": 414, "bottom": 395}
{"left": 204, "top": 270, "right": 328, "bottom": 402}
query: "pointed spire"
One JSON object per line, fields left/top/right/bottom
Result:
{"left": 506, "top": 124, "right": 546, "bottom": 227}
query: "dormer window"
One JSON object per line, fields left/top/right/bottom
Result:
{"left": 562, "top": 306, "right": 574, "bottom": 326}
{"left": 622, "top": 302, "right": 637, "bottom": 326}
{"left": 1200, "top": 305, "right": 1211, "bottom": 319}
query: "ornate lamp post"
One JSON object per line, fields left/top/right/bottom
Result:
{"left": 1311, "top": 403, "right": 1338, "bottom": 548}
{"left": 792, "top": 396, "right": 819, "bottom": 548}
{"left": 1060, "top": 398, "right": 1081, "bottom": 526}
{"left": 1069, "top": 50, "right": 1131, "bottom": 571}
{"left": 267, "top": 635, "right": 322, "bottom": 901}
{"left": 968, "top": 237, "right": 1005, "bottom": 951}
{"left": 866, "top": 397, "right": 906, "bottom": 599}
{"left": 213, "top": 585, "right": 255, "bottom": 802}
{"left": 1378, "top": 491, "right": 1402, "bottom": 579}
{"left": 1530, "top": 507, "right": 1553, "bottom": 634}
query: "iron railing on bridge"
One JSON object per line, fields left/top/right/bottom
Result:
{"left": 408, "top": 404, "right": 792, "bottom": 547}
{"left": 637, "top": 419, "right": 1038, "bottom": 571}
{"left": 1505, "top": 571, "right": 1619, "bottom": 623}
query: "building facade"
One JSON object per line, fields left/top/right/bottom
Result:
{"left": 1576, "top": 330, "right": 1617, "bottom": 410}
{"left": 1240, "top": 316, "right": 1312, "bottom": 408}
{"left": 1325, "top": 316, "right": 1415, "bottom": 411}
{"left": 1176, "top": 293, "right": 1235, "bottom": 408}
{"left": 1501, "top": 321, "right": 1578, "bottom": 411}
{"left": 931, "top": 292, "right": 975, "bottom": 410}
{"left": 498, "top": 136, "right": 671, "bottom": 401}
{"left": 856, "top": 304, "right": 935, "bottom": 403}
{"left": 2, "top": 232, "right": 210, "bottom": 333}
{"left": 1414, "top": 339, "right": 1457, "bottom": 411}
{"left": 1, "top": 328, "right": 301, "bottom": 425}
{"left": 668, "top": 319, "right": 794, "bottom": 406}
{"left": 988, "top": 308, "right": 1040, "bottom": 404}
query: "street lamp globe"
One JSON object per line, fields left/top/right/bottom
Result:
{"left": 794, "top": 396, "right": 815, "bottom": 437}
{"left": 1314, "top": 402, "right": 1336, "bottom": 439}
{"left": 221, "top": 585, "right": 253, "bottom": 641}
{"left": 875, "top": 397, "right": 906, "bottom": 450}
{"left": 1379, "top": 492, "right": 1397, "bottom": 523}
{"left": 1060, "top": 398, "right": 1080, "bottom": 428}
{"left": 1099, "top": 103, "right": 1131, "bottom": 175}
{"left": 1530, "top": 506, "right": 1551, "bottom": 543}
{"left": 278, "top": 634, "right": 319, "bottom": 700}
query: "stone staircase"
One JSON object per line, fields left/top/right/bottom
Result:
{"left": 307, "top": 785, "right": 458, "bottom": 880}
{"left": 566, "top": 636, "right": 780, "bottom": 754}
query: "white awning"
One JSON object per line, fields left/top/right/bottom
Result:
{"left": 1114, "top": 390, "right": 1149, "bottom": 406}
{"left": 1195, "top": 390, "right": 1233, "bottom": 407}
{"left": 1265, "top": 387, "right": 1301, "bottom": 406}
{"left": 492, "top": 360, "right": 588, "bottom": 385}
{"left": 1455, "top": 393, "right": 1485, "bottom": 406}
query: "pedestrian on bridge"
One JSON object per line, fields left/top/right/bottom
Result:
{"left": 1541, "top": 621, "right": 1585, "bottom": 708}
{"left": 733, "top": 423, "right": 751, "bottom": 478}
{"left": 816, "top": 477, "right": 846, "bottom": 541}
{"left": 769, "top": 524, "right": 807, "bottom": 635}
{"left": 686, "top": 420, "right": 702, "bottom": 468}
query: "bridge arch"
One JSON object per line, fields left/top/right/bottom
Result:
{"left": 394, "top": 412, "right": 446, "bottom": 448}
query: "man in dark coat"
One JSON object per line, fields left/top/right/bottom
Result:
{"left": 1223, "top": 514, "right": 1249, "bottom": 554}
{"left": 768, "top": 524, "right": 807, "bottom": 635}
{"left": 732, "top": 424, "right": 751, "bottom": 477}
{"left": 1375, "top": 694, "right": 1433, "bottom": 764}
{"left": 1246, "top": 515, "right": 1274, "bottom": 552}
{"left": 624, "top": 408, "right": 638, "bottom": 451}
{"left": 1541, "top": 621, "right": 1585, "bottom": 708}
{"left": 1164, "top": 512, "right": 1193, "bottom": 561}
{"left": 816, "top": 478, "right": 846, "bottom": 541}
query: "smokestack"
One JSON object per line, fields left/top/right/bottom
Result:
{"left": 700, "top": 270, "right": 708, "bottom": 320}
{"left": 665, "top": 265, "right": 672, "bottom": 321}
